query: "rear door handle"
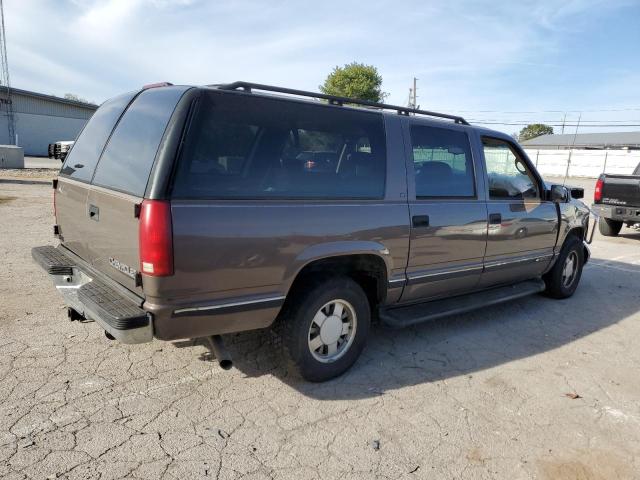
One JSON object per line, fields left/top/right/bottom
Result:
{"left": 88, "top": 204, "right": 99, "bottom": 221}
{"left": 412, "top": 215, "right": 430, "bottom": 227}
{"left": 489, "top": 213, "right": 502, "bottom": 225}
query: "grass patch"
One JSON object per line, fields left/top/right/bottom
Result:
{"left": 0, "top": 195, "right": 16, "bottom": 204}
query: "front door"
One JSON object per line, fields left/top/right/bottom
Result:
{"left": 479, "top": 136, "right": 558, "bottom": 287}
{"left": 400, "top": 123, "right": 488, "bottom": 302}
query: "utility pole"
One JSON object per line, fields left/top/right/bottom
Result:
{"left": 412, "top": 77, "right": 417, "bottom": 109}
{"left": 563, "top": 113, "right": 581, "bottom": 184}
{"left": 0, "top": 0, "right": 15, "bottom": 145}
{"left": 408, "top": 77, "right": 418, "bottom": 112}
{"left": 560, "top": 113, "right": 567, "bottom": 134}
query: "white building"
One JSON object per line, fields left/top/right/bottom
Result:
{"left": 521, "top": 131, "right": 640, "bottom": 150}
{"left": 0, "top": 86, "right": 97, "bottom": 156}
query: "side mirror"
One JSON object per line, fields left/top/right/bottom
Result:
{"left": 550, "top": 184, "right": 569, "bottom": 203}
{"left": 570, "top": 187, "right": 584, "bottom": 199}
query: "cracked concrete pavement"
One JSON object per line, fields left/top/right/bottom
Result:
{"left": 1, "top": 176, "right": 639, "bottom": 479}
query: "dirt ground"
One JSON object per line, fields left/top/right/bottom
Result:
{"left": 1, "top": 175, "right": 639, "bottom": 479}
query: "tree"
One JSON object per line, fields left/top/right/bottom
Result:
{"left": 518, "top": 123, "right": 553, "bottom": 142}
{"left": 319, "top": 62, "right": 386, "bottom": 103}
{"left": 64, "top": 93, "right": 90, "bottom": 104}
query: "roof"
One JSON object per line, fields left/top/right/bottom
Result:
{"left": 521, "top": 131, "right": 640, "bottom": 148}
{"left": 0, "top": 85, "right": 98, "bottom": 110}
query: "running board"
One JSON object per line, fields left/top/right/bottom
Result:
{"left": 380, "top": 279, "right": 546, "bottom": 329}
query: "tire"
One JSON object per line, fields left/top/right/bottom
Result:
{"left": 276, "top": 276, "right": 371, "bottom": 382}
{"left": 543, "top": 236, "right": 584, "bottom": 299}
{"left": 598, "top": 217, "right": 622, "bottom": 237}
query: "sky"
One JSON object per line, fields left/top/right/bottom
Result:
{"left": 6, "top": 0, "right": 640, "bottom": 135}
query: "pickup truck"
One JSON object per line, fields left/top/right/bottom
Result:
{"left": 48, "top": 141, "right": 74, "bottom": 161}
{"left": 32, "top": 82, "right": 591, "bottom": 382}
{"left": 592, "top": 163, "right": 640, "bottom": 236}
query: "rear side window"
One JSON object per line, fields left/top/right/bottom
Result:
{"left": 171, "top": 91, "right": 386, "bottom": 199}
{"left": 634, "top": 162, "right": 640, "bottom": 175}
{"left": 60, "top": 92, "right": 135, "bottom": 182}
{"left": 92, "top": 87, "right": 186, "bottom": 196}
{"left": 410, "top": 125, "right": 475, "bottom": 197}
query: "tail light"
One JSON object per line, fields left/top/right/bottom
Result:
{"left": 594, "top": 176, "right": 604, "bottom": 203}
{"left": 139, "top": 200, "right": 174, "bottom": 276}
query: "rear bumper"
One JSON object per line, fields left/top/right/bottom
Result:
{"left": 32, "top": 245, "right": 153, "bottom": 344}
{"left": 592, "top": 203, "right": 640, "bottom": 223}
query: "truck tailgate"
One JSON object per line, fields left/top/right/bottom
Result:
{"left": 601, "top": 174, "right": 640, "bottom": 206}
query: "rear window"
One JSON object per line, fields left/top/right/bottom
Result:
{"left": 60, "top": 92, "right": 135, "bottom": 182}
{"left": 170, "top": 91, "right": 386, "bottom": 199}
{"left": 91, "top": 87, "right": 187, "bottom": 196}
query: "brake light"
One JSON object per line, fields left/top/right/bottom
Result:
{"left": 594, "top": 176, "right": 604, "bottom": 203}
{"left": 139, "top": 200, "right": 174, "bottom": 276}
{"left": 142, "top": 82, "right": 173, "bottom": 89}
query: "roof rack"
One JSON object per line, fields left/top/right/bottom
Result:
{"left": 215, "top": 81, "right": 469, "bottom": 125}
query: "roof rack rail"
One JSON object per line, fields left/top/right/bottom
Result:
{"left": 215, "top": 81, "right": 469, "bottom": 125}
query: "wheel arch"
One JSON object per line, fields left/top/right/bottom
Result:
{"left": 563, "top": 226, "right": 590, "bottom": 264}
{"left": 283, "top": 243, "right": 392, "bottom": 308}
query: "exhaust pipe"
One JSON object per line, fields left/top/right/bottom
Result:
{"left": 205, "top": 335, "right": 233, "bottom": 370}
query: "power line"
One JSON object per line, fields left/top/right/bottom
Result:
{"left": 447, "top": 107, "right": 640, "bottom": 114}
{"left": 467, "top": 118, "right": 640, "bottom": 123}
{"left": 471, "top": 122, "right": 640, "bottom": 127}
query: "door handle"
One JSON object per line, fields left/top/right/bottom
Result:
{"left": 88, "top": 204, "right": 99, "bottom": 221}
{"left": 489, "top": 213, "right": 502, "bottom": 225}
{"left": 412, "top": 215, "right": 430, "bottom": 227}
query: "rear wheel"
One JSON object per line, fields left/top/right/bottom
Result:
{"left": 277, "top": 276, "right": 370, "bottom": 382}
{"left": 598, "top": 217, "right": 623, "bottom": 236}
{"left": 543, "top": 236, "right": 584, "bottom": 299}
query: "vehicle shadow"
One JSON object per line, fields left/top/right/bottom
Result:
{"left": 617, "top": 231, "right": 640, "bottom": 240}
{"left": 174, "top": 259, "right": 640, "bottom": 400}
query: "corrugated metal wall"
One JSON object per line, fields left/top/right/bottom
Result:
{"left": 11, "top": 92, "right": 95, "bottom": 119}
{"left": 0, "top": 91, "right": 97, "bottom": 155}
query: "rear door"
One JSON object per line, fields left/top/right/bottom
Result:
{"left": 57, "top": 92, "right": 136, "bottom": 261}
{"left": 400, "top": 122, "right": 488, "bottom": 302}
{"left": 86, "top": 86, "right": 189, "bottom": 293}
{"left": 479, "top": 136, "right": 558, "bottom": 287}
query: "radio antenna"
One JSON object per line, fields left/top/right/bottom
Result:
{"left": 563, "top": 113, "right": 581, "bottom": 186}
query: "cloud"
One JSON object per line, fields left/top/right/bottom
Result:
{"left": 5, "top": 0, "right": 639, "bottom": 133}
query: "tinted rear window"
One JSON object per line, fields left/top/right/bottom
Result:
{"left": 60, "top": 92, "right": 135, "bottom": 181}
{"left": 91, "top": 87, "right": 187, "bottom": 196}
{"left": 171, "top": 91, "right": 386, "bottom": 199}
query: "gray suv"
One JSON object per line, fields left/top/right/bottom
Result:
{"left": 33, "top": 82, "right": 591, "bottom": 381}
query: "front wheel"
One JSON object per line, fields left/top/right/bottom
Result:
{"left": 543, "top": 236, "right": 584, "bottom": 299}
{"left": 598, "top": 217, "right": 623, "bottom": 236}
{"left": 276, "top": 277, "right": 371, "bottom": 382}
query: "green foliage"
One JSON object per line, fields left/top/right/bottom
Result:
{"left": 64, "top": 93, "right": 90, "bottom": 104}
{"left": 518, "top": 123, "right": 554, "bottom": 142}
{"left": 319, "top": 62, "right": 386, "bottom": 102}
